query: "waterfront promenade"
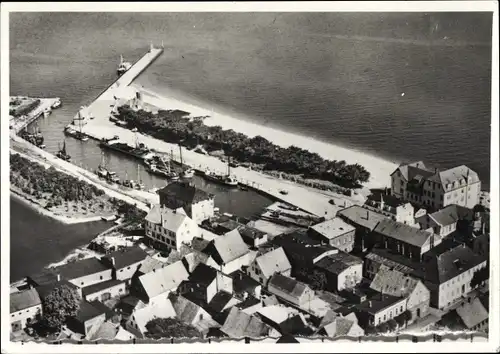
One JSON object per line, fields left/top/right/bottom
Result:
{"left": 66, "top": 45, "right": 365, "bottom": 218}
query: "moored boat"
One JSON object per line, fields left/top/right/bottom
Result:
{"left": 56, "top": 140, "right": 71, "bottom": 161}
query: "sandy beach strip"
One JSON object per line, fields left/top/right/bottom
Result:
{"left": 131, "top": 84, "right": 398, "bottom": 189}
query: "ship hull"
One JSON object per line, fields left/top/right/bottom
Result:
{"left": 100, "top": 142, "right": 150, "bottom": 160}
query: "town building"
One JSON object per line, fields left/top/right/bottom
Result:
{"left": 131, "top": 260, "right": 189, "bottom": 305}
{"left": 238, "top": 225, "right": 269, "bottom": 248}
{"left": 364, "top": 192, "right": 417, "bottom": 227}
{"left": 180, "top": 263, "right": 234, "bottom": 304}
{"left": 100, "top": 246, "right": 148, "bottom": 285}
{"left": 10, "top": 288, "right": 42, "bottom": 333}
{"left": 125, "top": 296, "right": 176, "bottom": 338}
{"left": 144, "top": 204, "right": 199, "bottom": 251}
{"left": 372, "top": 218, "right": 441, "bottom": 262}
{"left": 416, "top": 204, "right": 473, "bottom": 238}
{"left": 355, "top": 295, "right": 407, "bottom": 328}
{"left": 336, "top": 205, "right": 388, "bottom": 251}
{"left": 314, "top": 252, "right": 363, "bottom": 292}
{"left": 257, "top": 305, "right": 313, "bottom": 336}
{"left": 52, "top": 257, "right": 113, "bottom": 288}
{"left": 202, "top": 229, "right": 253, "bottom": 274}
{"left": 267, "top": 273, "right": 315, "bottom": 307}
{"left": 440, "top": 296, "right": 489, "bottom": 333}
{"left": 231, "top": 270, "right": 262, "bottom": 300}
{"left": 247, "top": 247, "right": 292, "bottom": 286}
{"left": 82, "top": 279, "right": 127, "bottom": 303}
{"left": 369, "top": 266, "right": 431, "bottom": 324}
{"left": 220, "top": 307, "right": 273, "bottom": 339}
{"left": 308, "top": 217, "right": 356, "bottom": 252}
{"left": 422, "top": 244, "right": 488, "bottom": 309}
{"left": 318, "top": 316, "right": 365, "bottom": 337}
{"left": 169, "top": 293, "right": 218, "bottom": 334}
{"left": 364, "top": 247, "right": 423, "bottom": 280}
{"left": 67, "top": 300, "right": 108, "bottom": 339}
{"left": 390, "top": 161, "right": 481, "bottom": 210}
{"left": 158, "top": 181, "right": 215, "bottom": 224}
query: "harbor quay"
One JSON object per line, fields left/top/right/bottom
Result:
{"left": 66, "top": 45, "right": 364, "bottom": 218}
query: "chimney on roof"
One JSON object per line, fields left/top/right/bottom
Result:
{"left": 368, "top": 300, "right": 372, "bottom": 308}
{"left": 57, "top": 274, "right": 61, "bottom": 282}
{"left": 111, "top": 256, "right": 116, "bottom": 267}
{"left": 366, "top": 210, "right": 369, "bottom": 220}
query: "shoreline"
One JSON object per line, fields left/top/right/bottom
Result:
{"left": 10, "top": 190, "right": 107, "bottom": 225}
{"left": 132, "top": 84, "right": 399, "bottom": 189}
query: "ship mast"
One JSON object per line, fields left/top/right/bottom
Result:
{"left": 179, "top": 145, "right": 183, "bottom": 169}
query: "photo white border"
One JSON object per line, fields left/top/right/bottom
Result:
{"left": 1, "top": 1, "right": 498, "bottom": 353}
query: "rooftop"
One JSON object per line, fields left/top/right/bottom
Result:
{"left": 221, "top": 307, "right": 270, "bottom": 338}
{"left": 337, "top": 205, "right": 388, "bottom": 231}
{"left": 356, "top": 295, "right": 405, "bottom": 315}
{"left": 315, "top": 252, "right": 363, "bottom": 275}
{"left": 103, "top": 246, "right": 148, "bottom": 269}
{"left": 238, "top": 225, "right": 267, "bottom": 241}
{"left": 10, "top": 288, "right": 41, "bottom": 313}
{"left": 52, "top": 257, "right": 110, "bottom": 280}
{"left": 424, "top": 244, "right": 487, "bottom": 284}
{"left": 139, "top": 255, "right": 168, "bottom": 274}
{"left": 73, "top": 300, "right": 107, "bottom": 323}
{"left": 456, "top": 297, "right": 488, "bottom": 329}
{"left": 255, "top": 247, "right": 292, "bottom": 278}
{"left": 374, "top": 218, "right": 433, "bottom": 248}
{"left": 82, "top": 279, "right": 125, "bottom": 297}
{"left": 268, "top": 273, "right": 311, "bottom": 301}
{"left": 144, "top": 205, "right": 189, "bottom": 233}
{"left": 428, "top": 204, "right": 474, "bottom": 226}
{"left": 365, "top": 248, "right": 423, "bottom": 276}
{"left": 369, "top": 267, "right": 421, "bottom": 298}
{"left": 138, "top": 260, "right": 189, "bottom": 299}
{"left": 158, "top": 181, "right": 213, "bottom": 209}
{"left": 310, "top": 217, "right": 356, "bottom": 240}
{"left": 188, "top": 263, "right": 218, "bottom": 287}
{"left": 231, "top": 270, "right": 261, "bottom": 295}
{"left": 209, "top": 229, "right": 249, "bottom": 265}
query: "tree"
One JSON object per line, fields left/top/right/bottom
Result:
{"left": 310, "top": 270, "right": 328, "bottom": 291}
{"left": 470, "top": 265, "right": 489, "bottom": 289}
{"left": 42, "top": 284, "right": 81, "bottom": 330}
{"left": 402, "top": 310, "right": 412, "bottom": 326}
{"left": 145, "top": 318, "right": 202, "bottom": 339}
{"left": 377, "top": 322, "right": 390, "bottom": 333}
{"left": 387, "top": 319, "right": 398, "bottom": 331}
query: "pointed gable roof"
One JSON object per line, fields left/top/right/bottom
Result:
{"left": 220, "top": 307, "right": 270, "bottom": 338}
{"left": 255, "top": 247, "right": 291, "bottom": 278}
{"left": 209, "top": 229, "right": 249, "bottom": 265}
{"left": 374, "top": 218, "right": 433, "bottom": 248}
{"left": 138, "top": 260, "right": 189, "bottom": 299}
{"left": 145, "top": 205, "right": 190, "bottom": 233}
{"left": 10, "top": 288, "right": 41, "bottom": 313}
{"left": 370, "top": 266, "right": 421, "bottom": 298}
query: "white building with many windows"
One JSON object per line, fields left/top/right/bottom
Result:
{"left": 390, "top": 162, "right": 481, "bottom": 210}
{"left": 144, "top": 205, "right": 199, "bottom": 251}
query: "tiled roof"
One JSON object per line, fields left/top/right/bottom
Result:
{"left": 10, "top": 288, "right": 41, "bottom": 313}
{"left": 456, "top": 297, "right": 488, "bottom": 329}
{"left": 374, "top": 218, "right": 433, "bottom": 248}
{"left": 103, "top": 246, "right": 148, "bottom": 270}
{"left": 132, "top": 296, "right": 176, "bottom": 334}
{"left": 208, "top": 291, "right": 235, "bottom": 313}
{"left": 182, "top": 252, "right": 209, "bottom": 273}
{"left": 82, "top": 279, "right": 125, "bottom": 297}
{"left": 365, "top": 248, "right": 423, "bottom": 276}
{"left": 337, "top": 205, "right": 388, "bottom": 231}
{"left": 391, "top": 161, "right": 430, "bottom": 180}
{"left": 439, "top": 165, "right": 479, "bottom": 186}
{"left": 90, "top": 322, "right": 118, "bottom": 341}
{"left": 236, "top": 296, "right": 261, "bottom": 310}
{"left": 238, "top": 225, "right": 267, "bottom": 240}
{"left": 268, "top": 274, "right": 310, "bottom": 301}
{"left": 144, "top": 205, "right": 189, "bottom": 233}
{"left": 310, "top": 218, "right": 356, "bottom": 240}
{"left": 429, "top": 204, "right": 474, "bottom": 226}
{"left": 255, "top": 247, "right": 291, "bottom": 278}
{"left": 366, "top": 192, "right": 408, "bottom": 209}
{"left": 355, "top": 295, "right": 405, "bottom": 315}
{"left": 191, "top": 237, "right": 211, "bottom": 252}
{"left": 280, "top": 314, "right": 314, "bottom": 336}
{"left": 158, "top": 181, "right": 213, "bottom": 208}
{"left": 370, "top": 267, "right": 421, "bottom": 298}
{"left": 169, "top": 293, "right": 205, "bottom": 325}
{"left": 52, "top": 257, "right": 111, "bottom": 280}
{"left": 138, "top": 260, "right": 189, "bottom": 299}
{"left": 221, "top": 307, "right": 270, "bottom": 338}
{"left": 27, "top": 268, "right": 58, "bottom": 287}
{"left": 257, "top": 305, "right": 299, "bottom": 324}
{"left": 73, "top": 300, "right": 107, "bottom": 323}
{"left": 315, "top": 252, "right": 363, "bottom": 275}
{"left": 263, "top": 294, "right": 280, "bottom": 306}
{"left": 210, "top": 229, "right": 249, "bottom": 264}
{"left": 218, "top": 220, "right": 243, "bottom": 233}
{"left": 424, "top": 244, "right": 487, "bottom": 284}
{"left": 322, "top": 317, "right": 355, "bottom": 337}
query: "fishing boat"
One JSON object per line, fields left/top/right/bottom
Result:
{"left": 117, "top": 55, "right": 132, "bottom": 75}
{"left": 178, "top": 145, "right": 195, "bottom": 179}
{"left": 43, "top": 108, "right": 51, "bottom": 118}
{"left": 99, "top": 134, "right": 151, "bottom": 160}
{"left": 203, "top": 158, "right": 238, "bottom": 187}
{"left": 65, "top": 118, "right": 89, "bottom": 142}
{"left": 135, "top": 164, "right": 145, "bottom": 190}
{"left": 145, "top": 154, "right": 179, "bottom": 181}
{"left": 97, "top": 154, "right": 120, "bottom": 183}
{"left": 56, "top": 140, "right": 71, "bottom": 161}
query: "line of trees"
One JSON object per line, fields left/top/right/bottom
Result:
{"left": 9, "top": 99, "right": 41, "bottom": 117}
{"left": 10, "top": 153, "right": 105, "bottom": 206}
{"left": 117, "top": 106, "right": 371, "bottom": 188}
{"left": 145, "top": 318, "right": 202, "bottom": 339}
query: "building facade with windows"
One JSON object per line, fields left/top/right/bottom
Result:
{"left": 390, "top": 162, "right": 481, "bottom": 210}
{"left": 145, "top": 205, "right": 199, "bottom": 251}
{"left": 10, "top": 289, "right": 42, "bottom": 333}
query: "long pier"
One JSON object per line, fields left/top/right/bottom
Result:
{"left": 9, "top": 97, "right": 60, "bottom": 135}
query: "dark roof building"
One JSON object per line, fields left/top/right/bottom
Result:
{"left": 158, "top": 181, "right": 213, "bottom": 210}
{"left": 315, "top": 252, "right": 363, "bottom": 276}
{"left": 337, "top": 205, "right": 388, "bottom": 231}
{"left": 231, "top": 270, "right": 261, "bottom": 297}
{"left": 10, "top": 288, "right": 41, "bottom": 313}
{"left": 82, "top": 279, "right": 125, "bottom": 297}
{"left": 373, "top": 218, "right": 435, "bottom": 249}
{"left": 53, "top": 257, "right": 111, "bottom": 280}
{"left": 102, "top": 246, "right": 148, "bottom": 270}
